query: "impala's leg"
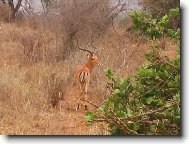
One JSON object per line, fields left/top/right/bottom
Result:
{"left": 76, "top": 76, "right": 83, "bottom": 111}
{"left": 84, "top": 73, "right": 90, "bottom": 110}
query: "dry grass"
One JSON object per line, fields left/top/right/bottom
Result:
{"left": 0, "top": 4, "right": 11, "bottom": 22}
{"left": 0, "top": 11, "right": 178, "bottom": 135}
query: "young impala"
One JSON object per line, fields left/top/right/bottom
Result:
{"left": 75, "top": 38, "right": 100, "bottom": 111}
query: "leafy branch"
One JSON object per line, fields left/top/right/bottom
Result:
{"left": 85, "top": 49, "right": 180, "bottom": 135}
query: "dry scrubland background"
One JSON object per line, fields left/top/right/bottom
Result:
{"left": 0, "top": 0, "right": 178, "bottom": 135}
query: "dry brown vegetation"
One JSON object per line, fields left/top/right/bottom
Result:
{"left": 0, "top": 1, "right": 178, "bottom": 135}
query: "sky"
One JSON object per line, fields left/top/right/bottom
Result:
{"left": 0, "top": 0, "right": 141, "bottom": 14}
{"left": 31, "top": 0, "right": 140, "bottom": 13}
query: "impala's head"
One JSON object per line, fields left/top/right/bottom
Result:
{"left": 87, "top": 52, "right": 100, "bottom": 65}
{"left": 75, "top": 37, "right": 100, "bottom": 65}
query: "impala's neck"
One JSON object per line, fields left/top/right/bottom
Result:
{"left": 85, "top": 60, "right": 95, "bottom": 72}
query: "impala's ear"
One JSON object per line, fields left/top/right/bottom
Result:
{"left": 87, "top": 54, "right": 91, "bottom": 58}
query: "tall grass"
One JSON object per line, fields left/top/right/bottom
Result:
{"left": 0, "top": 4, "right": 11, "bottom": 22}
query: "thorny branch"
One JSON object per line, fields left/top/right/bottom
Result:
{"left": 85, "top": 98, "right": 179, "bottom": 134}
{"left": 107, "top": 106, "right": 139, "bottom": 135}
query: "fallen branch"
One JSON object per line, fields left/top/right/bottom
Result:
{"left": 108, "top": 107, "right": 139, "bottom": 135}
{"left": 80, "top": 98, "right": 99, "bottom": 109}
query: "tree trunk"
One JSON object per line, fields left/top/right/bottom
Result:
{"left": 7, "top": 0, "right": 22, "bottom": 21}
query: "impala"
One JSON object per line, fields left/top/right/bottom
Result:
{"left": 75, "top": 38, "right": 100, "bottom": 111}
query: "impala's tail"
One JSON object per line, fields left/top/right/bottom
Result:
{"left": 79, "top": 71, "right": 90, "bottom": 92}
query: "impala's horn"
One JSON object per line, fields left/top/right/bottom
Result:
{"left": 75, "top": 37, "right": 93, "bottom": 56}
{"left": 90, "top": 37, "right": 98, "bottom": 53}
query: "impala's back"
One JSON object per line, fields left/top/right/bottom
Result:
{"left": 75, "top": 65, "right": 90, "bottom": 94}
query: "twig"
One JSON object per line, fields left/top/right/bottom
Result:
{"left": 100, "top": 125, "right": 112, "bottom": 134}
{"left": 163, "top": 58, "right": 180, "bottom": 71}
{"left": 90, "top": 101, "right": 178, "bottom": 123}
{"left": 81, "top": 98, "right": 99, "bottom": 109}
{"left": 120, "top": 101, "right": 179, "bottom": 121}
{"left": 108, "top": 107, "right": 139, "bottom": 135}
{"left": 142, "top": 73, "right": 173, "bottom": 97}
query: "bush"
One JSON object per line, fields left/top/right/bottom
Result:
{"left": 43, "top": 72, "right": 67, "bottom": 107}
{"left": 17, "top": 30, "right": 56, "bottom": 65}
{"left": 86, "top": 47, "right": 180, "bottom": 135}
{"left": 129, "top": 7, "right": 180, "bottom": 39}
{"left": 18, "top": 32, "right": 44, "bottom": 64}
{"left": 85, "top": 6, "right": 180, "bottom": 135}
{"left": 139, "top": 0, "right": 179, "bottom": 18}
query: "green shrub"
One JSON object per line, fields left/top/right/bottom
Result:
{"left": 85, "top": 5, "right": 180, "bottom": 136}
{"left": 86, "top": 48, "right": 180, "bottom": 135}
{"left": 128, "top": 7, "right": 180, "bottom": 39}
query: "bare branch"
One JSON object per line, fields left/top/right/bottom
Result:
{"left": 89, "top": 37, "right": 99, "bottom": 53}
{"left": 108, "top": 107, "right": 139, "bottom": 135}
{"left": 14, "top": 0, "right": 22, "bottom": 14}
{"left": 7, "top": 0, "right": 22, "bottom": 20}
{"left": 81, "top": 98, "right": 99, "bottom": 109}
{"left": 1, "top": 0, "right": 6, "bottom": 4}
{"left": 85, "top": 99, "right": 179, "bottom": 135}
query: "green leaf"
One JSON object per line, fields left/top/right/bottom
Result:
{"left": 150, "top": 124, "right": 157, "bottom": 132}
{"left": 173, "top": 93, "right": 180, "bottom": 101}
{"left": 165, "top": 101, "right": 172, "bottom": 107}
{"left": 99, "top": 106, "right": 106, "bottom": 113}
{"left": 158, "top": 99, "right": 166, "bottom": 106}
{"left": 160, "top": 15, "right": 169, "bottom": 26}
{"left": 174, "top": 116, "right": 180, "bottom": 124}
{"left": 169, "top": 7, "right": 180, "bottom": 17}
{"left": 146, "top": 97, "right": 154, "bottom": 104}
{"left": 117, "top": 110, "right": 126, "bottom": 117}
{"left": 105, "top": 68, "right": 113, "bottom": 80}
{"left": 133, "top": 123, "right": 140, "bottom": 131}
{"left": 119, "top": 79, "right": 125, "bottom": 85}
{"left": 113, "top": 89, "right": 121, "bottom": 96}
{"left": 167, "top": 29, "right": 176, "bottom": 37}
{"left": 175, "top": 75, "right": 180, "bottom": 83}
{"left": 175, "top": 28, "right": 180, "bottom": 36}
{"left": 126, "top": 108, "right": 133, "bottom": 117}
{"left": 167, "top": 81, "right": 175, "bottom": 88}
{"left": 85, "top": 112, "right": 98, "bottom": 121}
{"left": 107, "top": 99, "right": 114, "bottom": 108}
